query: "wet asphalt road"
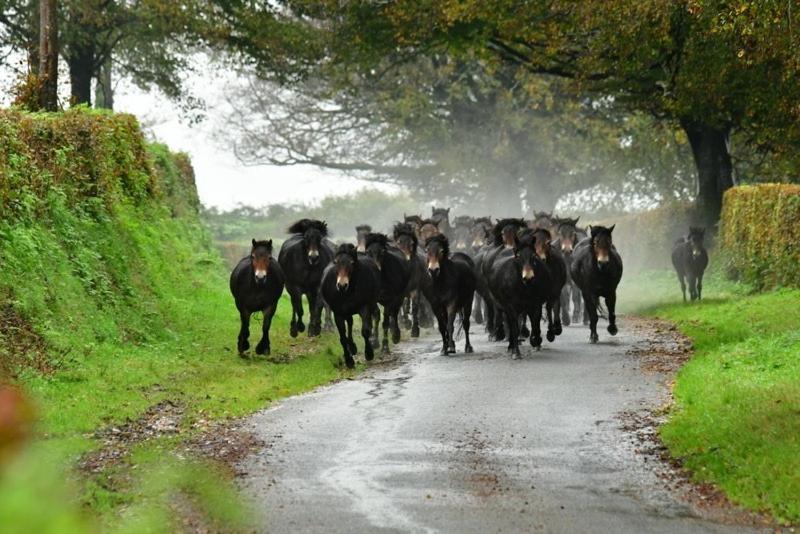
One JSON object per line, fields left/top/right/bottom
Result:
{"left": 238, "top": 320, "right": 761, "bottom": 533}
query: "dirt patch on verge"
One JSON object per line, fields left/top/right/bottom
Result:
{"left": 183, "top": 419, "right": 266, "bottom": 477}
{"left": 621, "top": 316, "right": 781, "bottom": 529}
{"left": 80, "top": 400, "right": 185, "bottom": 474}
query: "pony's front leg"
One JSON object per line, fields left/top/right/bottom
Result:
{"left": 560, "top": 284, "right": 571, "bottom": 326}
{"left": 323, "top": 304, "right": 334, "bottom": 332}
{"left": 606, "top": 293, "right": 618, "bottom": 336}
{"left": 545, "top": 300, "right": 556, "bottom": 342}
{"left": 307, "top": 291, "right": 322, "bottom": 336}
{"left": 255, "top": 304, "right": 276, "bottom": 356}
{"left": 410, "top": 291, "right": 420, "bottom": 338}
{"left": 697, "top": 272, "right": 704, "bottom": 300}
{"left": 335, "top": 313, "right": 354, "bottom": 369}
{"left": 583, "top": 291, "right": 599, "bottom": 343}
{"left": 572, "top": 282, "right": 583, "bottom": 324}
{"left": 381, "top": 306, "right": 391, "bottom": 354}
{"left": 434, "top": 307, "right": 449, "bottom": 355}
{"left": 359, "top": 307, "right": 375, "bottom": 361}
{"left": 462, "top": 300, "right": 474, "bottom": 353}
{"left": 507, "top": 311, "right": 521, "bottom": 358}
{"left": 346, "top": 315, "right": 357, "bottom": 355}
{"left": 390, "top": 304, "right": 402, "bottom": 344}
{"left": 237, "top": 309, "right": 251, "bottom": 356}
{"left": 446, "top": 304, "right": 457, "bottom": 354}
{"left": 287, "top": 286, "right": 304, "bottom": 337}
{"left": 371, "top": 305, "right": 381, "bottom": 348}
{"left": 688, "top": 272, "right": 698, "bottom": 301}
{"left": 530, "top": 304, "right": 543, "bottom": 350}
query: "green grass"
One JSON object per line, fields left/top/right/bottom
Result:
{"left": 628, "top": 269, "right": 800, "bottom": 524}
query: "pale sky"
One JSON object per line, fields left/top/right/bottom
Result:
{"left": 114, "top": 59, "right": 396, "bottom": 210}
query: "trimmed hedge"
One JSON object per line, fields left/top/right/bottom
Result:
{"left": 0, "top": 107, "right": 184, "bottom": 220}
{"left": 591, "top": 203, "right": 698, "bottom": 272}
{"left": 720, "top": 184, "right": 800, "bottom": 289}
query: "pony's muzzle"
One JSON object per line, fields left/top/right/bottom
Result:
{"left": 336, "top": 274, "right": 349, "bottom": 291}
{"left": 254, "top": 269, "right": 267, "bottom": 283}
{"left": 561, "top": 243, "right": 573, "bottom": 253}
{"left": 308, "top": 249, "right": 320, "bottom": 263}
{"left": 427, "top": 260, "right": 440, "bottom": 275}
{"left": 522, "top": 266, "right": 535, "bottom": 281}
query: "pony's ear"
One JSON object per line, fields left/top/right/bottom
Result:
{"left": 573, "top": 216, "right": 580, "bottom": 225}
{"left": 252, "top": 238, "right": 257, "bottom": 248}
{"left": 266, "top": 239, "right": 273, "bottom": 249}
{"left": 608, "top": 224, "right": 615, "bottom": 233}
{"left": 446, "top": 208, "right": 450, "bottom": 214}
{"left": 588, "top": 225, "right": 593, "bottom": 235}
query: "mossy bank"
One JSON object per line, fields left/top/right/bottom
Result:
{"left": 0, "top": 108, "right": 346, "bottom": 530}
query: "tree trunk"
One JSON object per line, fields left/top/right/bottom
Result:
{"left": 27, "top": 2, "right": 40, "bottom": 75}
{"left": 680, "top": 119, "right": 734, "bottom": 227}
{"left": 94, "top": 55, "right": 113, "bottom": 109}
{"left": 38, "top": 0, "right": 58, "bottom": 111}
{"left": 68, "top": 42, "right": 95, "bottom": 106}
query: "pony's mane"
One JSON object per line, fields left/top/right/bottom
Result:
{"left": 554, "top": 216, "right": 580, "bottom": 228}
{"left": 516, "top": 228, "right": 537, "bottom": 247}
{"left": 420, "top": 218, "right": 440, "bottom": 228}
{"left": 364, "top": 232, "right": 390, "bottom": 249}
{"left": 590, "top": 224, "right": 614, "bottom": 238}
{"left": 533, "top": 210, "right": 553, "bottom": 219}
{"left": 288, "top": 218, "right": 329, "bottom": 236}
{"left": 355, "top": 224, "right": 372, "bottom": 232}
{"left": 532, "top": 227, "right": 552, "bottom": 240}
{"left": 425, "top": 234, "right": 450, "bottom": 257}
{"left": 453, "top": 215, "right": 474, "bottom": 227}
{"left": 492, "top": 218, "right": 526, "bottom": 246}
{"left": 474, "top": 216, "right": 492, "bottom": 227}
{"left": 404, "top": 214, "right": 423, "bottom": 224}
{"left": 335, "top": 243, "right": 358, "bottom": 259}
{"left": 688, "top": 226, "right": 705, "bottom": 236}
{"left": 432, "top": 206, "right": 449, "bottom": 215}
{"left": 393, "top": 222, "right": 419, "bottom": 248}
{"left": 251, "top": 239, "right": 273, "bottom": 253}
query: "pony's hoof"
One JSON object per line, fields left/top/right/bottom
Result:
{"left": 382, "top": 347, "right": 391, "bottom": 356}
{"left": 562, "top": 316, "right": 570, "bottom": 327}
{"left": 289, "top": 327, "right": 298, "bottom": 338}
{"left": 546, "top": 331, "right": 555, "bottom": 342}
{"left": 531, "top": 335, "right": 542, "bottom": 348}
{"left": 255, "top": 343, "right": 270, "bottom": 356}
{"left": 365, "top": 349, "right": 374, "bottom": 361}
{"left": 411, "top": 326, "right": 420, "bottom": 338}
{"left": 511, "top": 349, "right": 521, "bottom": 360}
{"left": 464, "top": 344, "right": 474, "bottom": 353}
{"left": 238, "top": 351, "right": 249, "bottom": 359}
{"left": 607, "top": 324, "right": 618, "bottom": 336}
{"left": 348, "top": 340, "right": 358, "bottom": 355}
{"left": 297, "top": 322, "right": 306, "bottom": 333}
{"left": 344, "top": 355, "right": 355, "bottom": 369}
{"left": 238, "top": 340, "right": 250, "bottom": 354}
{"left": 589, "top": 332, "right": 599, "bottom": 344}
{"left": 392, "top": 332, "right": 401, "bottom": 344}
{"left": 440, "top": 347, "right": 448, "bottom": 355}
{"left": 554, "top": 324, "right": 563, "bottom": 336}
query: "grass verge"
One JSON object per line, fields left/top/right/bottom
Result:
{"left": 625, "top": 269, "right": 800, "bottom": 524}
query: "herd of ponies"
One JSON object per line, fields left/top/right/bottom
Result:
{"left": 230, "top": 208, "right": 708, "bottom": 368}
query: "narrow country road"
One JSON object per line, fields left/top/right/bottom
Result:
{"left": 237, "top": 320, "right": 762, "bottom": 533}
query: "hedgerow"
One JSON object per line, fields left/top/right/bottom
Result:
{"left": 720, "top": 184, "right": 800, "bottom": 289}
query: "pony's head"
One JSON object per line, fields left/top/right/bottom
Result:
{"left": 288, "top": 219, "right": 329, "bottom": 265}
{"left": 250, "top": 239, "right": 273, "bottom": 285}
{"left": 392, "top": 222, "right": 418, "bottom": 260}
{"left": 531, "top": 228, "right": 553, "bottom": 261}
{"left": 470, "top": 216, "right": 493, "bottom": 249}
{"left": 403, "top": 214, "right": 424, "bottom": 237}
{"left": 493, "top": 218, "right": 526, "bottom": 248}
{"left": 419, "top": 218, "right": 440, "bottom": 243}
{"left": 452, "top": 216, "right": 474, "bottom": 251}
{"left": 688, "top": 226, "right": 705, "bottom": 257}
{"left": 554, "top": 216, "right": 580, "bottom": 253}
{"left": 515, "top": 230, "right": 544, "bottom": 283}
{"left": 333, "top": 243, "right": 358, "bottom": 291}
{"left": 431, "top": 206, "right": 451, "bottom": 225}
{"left": 425, "top": 234, "right": 450, "bottom": 277}
{"left": 355, "top": 224, "right": 372, "bottom": 253}
{"left": 364, "top": 233, "right": 390, "bottom": 270}
{"left": 590, "top": 224, "right": 615, "bottom": 270}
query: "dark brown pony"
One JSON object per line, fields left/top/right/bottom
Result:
{"left": 570, "top": 225, "right": 623, "bottom": 344}
{"left": 230, "top": 239, "right": 285, "bottom": 356}
{"left": 431, "top": 206, "right": 453, "bottom": 240}
{"left": 355, "top": 224, "right": 372, "bottom": 253}
{"left": 551, "top": 216, "right": 587, "bottom": 325}
{"left": 671, "top": 227, "right": 708, "bottom": 301}
{"left": 452, "top": 215, "right": 475, "bottom": 251}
